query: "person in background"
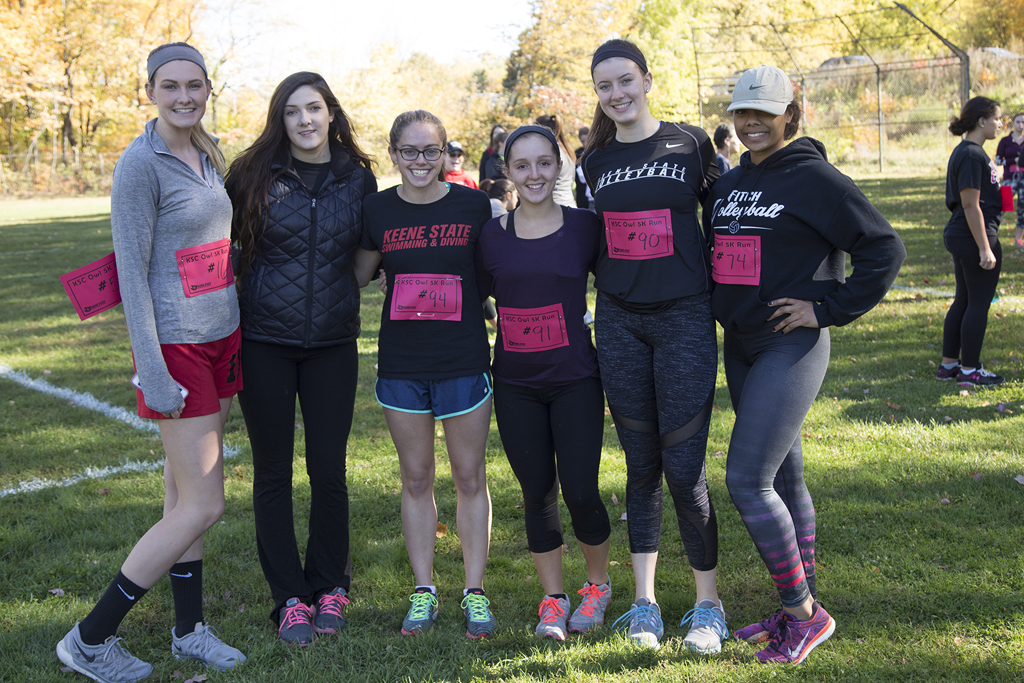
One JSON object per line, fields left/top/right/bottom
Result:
{"left": 57, "top": 42, "right": 246, "bottom": 682}
{"left": 708, "top": 64, "right": 905, "bottom": 665}
{"left": 575, "top": 126, "right": 592, "bottom": 210}
{"left": 444, "top": 141, "right": 479, "bottom": 189}
{"left": 714, "top": 122, "right": 740, "bottom": 173}
{"left": 938, "top": 97, "right": 1006, "bottom": 386}
{"left": 479, "top": 124, "right": 506, "bottom": 184}
{"left": 226, "top": 71, "right": 377, "bottom": 646}
{"left": 355, "top": 110, "right": 497, "bottom": 640}
{"left": 486, "top": 178, "right": 517, "bottom": 218}
{"left": 996, "top": 112, "right": 1024, "bottom": 247}
{"left": 483, "top": 131, "right": 509, "bottom": 181}
{"left": 535, "top": 114, "right": 577, "bottom": 206}
{"left": 581, "top": 38, "right": 726, "bottom": 654}
{"left": 476, "top": 125, "right": 611, "bottom": 642}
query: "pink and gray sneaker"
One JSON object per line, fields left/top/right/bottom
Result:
{"left": 754, "top": 604, "right": 835, "bottom": 664}
{"left": 278, "top": 597, "right": 316, "bottom": 646}
{"left": 314, "top": 587, "right": 350, "bottom": 634}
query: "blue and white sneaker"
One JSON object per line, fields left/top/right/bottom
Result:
{"left": 681, "top": 600, "right": 729, "bottom": 654}
{"left": 612, "top": 597, "right": 664, "bottom": 648}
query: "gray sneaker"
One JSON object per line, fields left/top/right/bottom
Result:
{"left": 681, "top": 600, "right": 729, "bottom": 654}
{"left": 612, "top": 598, "right": 664, "bottom": 648}
{"left": 171, "top": 622, "right": 246, "bottom": 671}
{"left": 535, "top": 595, "right": 570, "bottom": 640}
{"left": 56, "top": 622, "right": 153, "bottom": 683}
{"left": 401, "top": 589, "right": 439, "bottom": 636}
{"left": 567, "top": 581, "right": 612, "bottom": 633}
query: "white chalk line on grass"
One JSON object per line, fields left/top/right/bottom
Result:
{"left": 0, "top": 362, "right": 240, "bottom": 498}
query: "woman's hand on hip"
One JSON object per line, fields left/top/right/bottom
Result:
{"left": 767, "top": 298, "right": 820, "bottom": 334}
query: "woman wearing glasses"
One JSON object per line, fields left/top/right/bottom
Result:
{"left": 355, "top": 110, "right": 496, "bottom": 639}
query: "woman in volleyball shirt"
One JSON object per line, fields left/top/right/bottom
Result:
{"left": 356, "top": 110, "right": 497, "bottom": 640}
{"left": 580, "top": 39, "right": 726, "bottom": 653}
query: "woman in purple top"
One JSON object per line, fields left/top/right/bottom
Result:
{"left": 995, "top": 111, "right": 1024, "bottom": 246}
{"left": 476, "top": 126, "right": 612, "bottom": 641}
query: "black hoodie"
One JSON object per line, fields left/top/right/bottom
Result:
{"left": 704, "top": 137, "right": 906, "bottom": 333}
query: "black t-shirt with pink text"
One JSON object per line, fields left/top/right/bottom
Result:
{"left": 361, "top": 183, "right": 492, "bottom": 380}
{"left": 581, "top": 122, "right": 719, "bottom": 307}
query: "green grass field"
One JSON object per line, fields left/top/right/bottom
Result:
{"left": 1, "top": 177, "right": 1023, "bottom": 683}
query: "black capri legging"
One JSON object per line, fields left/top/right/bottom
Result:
{"left": 493, "top": 376, "right": 611, "bottom": 553}
{"left": 595, "top": 291, "right": 718, "bottom": 571}
{"left": 942, "top": 231, "right": 1002, "bottom": 369}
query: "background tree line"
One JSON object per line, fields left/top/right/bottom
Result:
{"left": 1, "top": 0, "right": 1019, "bottom": 193}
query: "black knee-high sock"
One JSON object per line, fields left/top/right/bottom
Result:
{"left": 170, "top": 559, "right": 204, "bottom": 636}
{"left": 78, "top": 571, "right": 149, "bottom": 645}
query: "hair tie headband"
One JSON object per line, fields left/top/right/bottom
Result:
{"left": 147, "top": 44, "right": 208, "bottom": 82}
{"left": 591, "top": 45, "right": 648, "bottom": 75}
{"left": 503, "top": 125, "right": 559, "bottom": 162}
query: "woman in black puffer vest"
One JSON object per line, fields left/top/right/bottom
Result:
{"left": 226, "top": 71, "right": 377, "bottom": 646}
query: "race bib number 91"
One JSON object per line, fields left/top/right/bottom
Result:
{"left": 175, "top": 238, "right": 234, "bottom": 298}
{"left": 390, "top": 273, "right": 462, "bottom": 321}
{"left": 712, "top": 234, "right": 760, "bottom": 285}
{"left": 499, "top": 304, "right": 569, "bottom": 353}
{"left": 604, "top": 209, "right": 673, "bottom": 260}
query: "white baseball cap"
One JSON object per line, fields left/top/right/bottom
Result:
{"left": 728, "top": 65, "right": 794, "bottom": 116}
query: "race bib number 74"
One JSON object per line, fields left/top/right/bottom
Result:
{"left": 712, "top": 234, "right": 760, "bottom": 285}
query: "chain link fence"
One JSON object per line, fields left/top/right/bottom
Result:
{"left": 694, "top": 5, "right": 970, "bottom": 173}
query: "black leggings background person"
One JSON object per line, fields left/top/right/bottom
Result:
{"left": 708, "top": 65, "right": 905, "bottom": 665}
{"left": 580, "top": 39, "right": 725, "bottom": 653}
{"left": 226, "top": 71, "right": 378, "bottom": 645}
{"left": 937, "top": 96, "right": 1006, "bottom": 387}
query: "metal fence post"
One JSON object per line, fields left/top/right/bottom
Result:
{"left": 894, "top": 2, "right": 969, "bottom": 107}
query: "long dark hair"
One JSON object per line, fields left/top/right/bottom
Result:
{"left": 227, "top": 72, "right": 374, "bottom": 275}
{"left": 535, "top": 114, "right": 576, "bottom": 163}
{"left": 582, "top": 39, "right": 649, "bottom": 160}
{"left": 949, "top": 96, "right": 999, "bottom": 136}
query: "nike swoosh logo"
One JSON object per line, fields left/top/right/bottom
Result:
{"left": 749, "top": 84, "right": 768, "bottom": 90}
{"left": 170, "top": 572, "right": 193, "bottom": 578}
{"left": 75, "top": 642, "right": 97, "bottom": 663}
{"left": 117, "top": 584, "right": 136, "bottom": 600}
{"left": 786, "top": 631, "right": 811, "bottom": 658}
{"left": 665, "top": 143, "right": 683, "bottom": 148}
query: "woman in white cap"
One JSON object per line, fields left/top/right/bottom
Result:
{"left": 57, "top": 42, "right": 246, "bottom": 682}
{"left": 706, "top": 64, "right": 905, "bottom": 664}
{"left": 580, "top": 38, "right": 726, "bottom": 653}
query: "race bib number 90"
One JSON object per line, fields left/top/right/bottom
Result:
{"left": 499, "top": 304, "right": 569, "bottom": 353}
{"left": 390, "top": 273, "right": 462, "bottom": 321}
{"left": 712, "top": 234, "right": 760, "bottom": 285}
{"left": 604, "top": 209, "right": 673, "bottom": 260}
{"left": 175, "top": 238, "right": 234, "bottom": 298}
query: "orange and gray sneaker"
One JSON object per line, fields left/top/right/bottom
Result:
{"left": 568, "top": 581, "right": 612, "bottom": 633}
{"left": 535, "top": 595, "right": 570, "bottom": 640}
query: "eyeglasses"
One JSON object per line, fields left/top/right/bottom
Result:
{"left": 396, "top": 147, "right": 443, "bottom": 161}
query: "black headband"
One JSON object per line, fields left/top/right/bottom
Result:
{"left": 503, "top": 126, "right": 559, "bottom": 162}
{"left": 591, "top": 45, "right": 648, "bottom": 75}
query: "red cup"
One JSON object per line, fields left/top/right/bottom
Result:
{"left": 1001, "top": 184, "right": 1014, "bottom": 212}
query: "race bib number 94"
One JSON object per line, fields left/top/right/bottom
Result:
{"left": 176, "top": 238, "right": 234, "bottom": 298}
{"left": 499, "top": 304, "right": 569, "bottom": 353}
{"left": 604, "top": 209, "right": 673, "bottom": 260}
{"left": 390, "top": 273, "right": 462, "bottom": 321}
{"left": 712, "top": 234, "right": 760, "bottom": 285}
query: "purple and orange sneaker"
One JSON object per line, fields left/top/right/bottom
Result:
{"left": 935, "top": 363, "right": 960, "bottom": 381}
{"left": 314, "top": 587, "right": 350, "bottom": 634}
{"left": 754, "top": 604, "right": 835, "bottom": 665}
{"left": 735, "top": 608, "right": 791, "bottom": 644}
{"left": 278, "top": 597, "right": 316, "bottom": 646}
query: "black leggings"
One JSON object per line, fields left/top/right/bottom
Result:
{"left": 595, "top": 292, "right": 718, "bottom": 571}
{"left": 493, "top": 376, "right": 610, "bottom": 553}
{"left": 723, "top": 326, "right": 829, "bottom": 607}
{"left": 942, "top": 231, "right": 1002, "bottom": 368}
{"left": 238, "top": 339, "right": 357, "bottom": 622}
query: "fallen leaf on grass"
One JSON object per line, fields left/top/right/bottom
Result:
{"left": 436, "top": 522, "right": 447, "bottom": 538}
{"left": 238, "top": 604, "right": 245, "bottom": 613}
{"left": 1014, "top": 475, "right": 1024, "bottom": 486}
{"left": 184, "top": 675, "right": 208, "bottom": 683}
{"left": 171, "top": 672, "right": 184, "bottom": 680}
{"left": 928, "top": 360, "right": 936, "bottom": 367}
{"left": 940, "top": 498, "right": 951, "bottom": 505}
{"left": 514, "top": 504, "right": 523, "bottom": 509}
{"left": 98, "top": 488, "right": 111, "bottom": 495}
{"left": 43, "top": 369, "right": 52, "bottom": 375}
{"left": 524, "top": 575, "right": 533, "bottom": 582}
{"left": 610, "top": 492, "right": 619, "bottom": 505}
{"left": 997, "top": 403, "right": 1006, "bottom": 413}
{"left": 222, "top": 591, "right": 230, "bottom": 600}
{"left": 618, "top": 512, "right": 627, "bottom": 521}
{"left": 944, "top": 416, "right": 953, "bottom": 423}
{"left": 971, "top": 472, "right": 983, "bottom": 482}
{"left": 856, "top": 638, "right": 865, "bottom": 644}
{"left": 48, "top": 588, "right": 64, "bottom": 597}
{"left": 609, "top": 561, "right": 619, "bottom": 566}
{"left": 959, "top": 389, "right": 970, "bottom": 397}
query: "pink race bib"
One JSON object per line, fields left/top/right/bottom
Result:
{"left": 604, "top": 209, "right": 673, "bottom": 260}
{"left": 175, "top": 238, "right": 234, "bottom": 298}
{"left": 498, "top": 304, "right": 569, "bottom": 353}
{"left": 712, "top": 234, "right": 760, "bottom": 285}
{"left": 390, "top": 273, "right": 462, "bottom": 321}
{"left": 60, "top": 252, "right": 121, "bottom": 320}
